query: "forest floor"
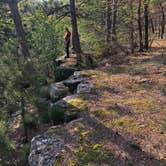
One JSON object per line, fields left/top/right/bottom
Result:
{"left": 54, "top": 40, "right": 166, "bottom": 165}
{"left": 9, "top": 40, "right": 166, "bottom": 166}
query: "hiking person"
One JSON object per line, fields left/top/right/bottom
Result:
{"left": 64, "top": 27, "right": 71, "bottom": 58}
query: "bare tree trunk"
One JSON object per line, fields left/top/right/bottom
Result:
{"left": 69, "top": 0, "right": 82, "bottom": 66}
{"left": 130, "top": 0, "right": 134, "bottom": 53}
{"left": 111, "top": 0, "right": 118, "bottom": 42}
{"left": 144, "top": 3, "right": 149, "bottom": 50}
{"left": 21, "top": 94, "right": 28, "bottom": 143}
{"left": 105, "top": 0, "right": 111, "bottom": 52}
{"left": 158, "top": 7, "right": 161, "bottom": 39}
{"left": 7, "top": 0, "right": 29, "bottom": 60}
{"left": 150, "top": 17, "right": 155, "bottom": 34}
{"left": 138, "top": 0, "right": 143, "bottom": 51}
{"left": 160, "top": 3, "right": 165, "bottom": 39}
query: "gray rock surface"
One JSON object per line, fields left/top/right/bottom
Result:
{"left": 63, "top": 74, "right": 88, "bottom": 92}
{"left": 49, "top": 82, "right": 69, "bottom": 102}
{"left": 77, "top": 82, "right": 93, "bottom": 94}
{"left": 28, "top": 132, "right": 62, "bottom": 166}
{"left": 52, "top": 95, "right": 80, "bottom": 122}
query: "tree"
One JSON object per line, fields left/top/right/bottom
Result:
{"left": 7, "top": 0, "right": 30, "bottom": 60}
{"left": 144, "top": 2, "right": 149, "bottom": 50}
{"left": 159, "top": 3, "right": 165, "bottom": 39}
{"left": 69, "top": 0, "right": 82, "bottom": 66}
{"left": 129, "top": 0, "right": 134, "bottom": 53}
{"left": 111, "top": 0, "right": 118, "bottom": 42}
{"left": 138, "top": 0, "right": 143, "bottom": 51}
{"left": 105, "top": 0, "right": 111, "bottom": 52}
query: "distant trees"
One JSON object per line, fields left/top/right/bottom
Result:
{"left": 159, "top": 3, "right": 165, "bottom": 39}
{"left": 111, "top": 0, "right": 118, "bottom": 42}
{"left": 129, "top": 0, "right": 134, "bottom": 53}
{"left": 144, "top": 2, "right": 149, "bottom": 50}
{"left": 105, "top": 0, "right": 111, "bottom": 52}
{"left": 138, "top": 0, "right": 144, "bottom": 51}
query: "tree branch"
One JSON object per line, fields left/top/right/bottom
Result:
{"left": 47, "top": 4, "right": 69, "bottom": 16}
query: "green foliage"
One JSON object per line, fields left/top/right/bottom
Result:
{"left": 19, "top": 143, "right": 30, "bottom": 165}
{"left": 39, "top": 110, "right": 51, "bottom": 124}
{"left": 51, "top": 105, "right": 65, "bottom": 124}
{"left": 0, "top": 120, "right": 14, "bottom": 165}
{"left": 23, "top": 112, "right": 39, "bottom": 129}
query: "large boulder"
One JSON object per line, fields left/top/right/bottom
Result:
{"left": 76, "top": 82, "right": 93, "bottom": 94}
{"left": 28, "top": 130, "right": 62, "bottom": 166}
{"left": 52, "top": 95, "right": 81, "bottom": 123}
{"left": 73, "top": 71, "right": 89, "bottom": 77}
{"left": 63, "top": 74, "right": 88, "bottom": 93}
{"left": 54, "top": 67, "right": 75, "bottom": 82}
{"left": 48, "top": 82, "right": 69, "bottom": 102}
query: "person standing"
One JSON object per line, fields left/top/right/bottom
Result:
{"left": 64, "top": 28, "right": 71, "bottom": 58}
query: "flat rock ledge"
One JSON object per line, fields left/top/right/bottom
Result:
{"left": 28, "top": 132, "right": 62, "bottom": 166}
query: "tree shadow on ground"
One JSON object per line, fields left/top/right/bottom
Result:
{"left": 150, "top": 54, "right": 166, "bottom": 65}
{"left": 79, "top": 111, "right": 166, "bottom": 166}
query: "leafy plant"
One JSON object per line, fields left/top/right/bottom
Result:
{"left": 50, "top": 106, "right": 65, "bottom": 124}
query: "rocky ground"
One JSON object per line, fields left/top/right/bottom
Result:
{"left": 9, "top": 40, "right": 166, "bottom": 166}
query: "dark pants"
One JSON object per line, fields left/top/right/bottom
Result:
{"left": 65, "top": 40, "right": 70, "bottom": 58}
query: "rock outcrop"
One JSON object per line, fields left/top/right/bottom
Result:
{"left": 29, "top": 70, "right": 93, "bottom": 166}
{"left": 28, "top": 130, "right": 62, "bottom": 166}
{"left": 76, "top": 82, "right": 93, "bottom": 94}
{"left": 49, "top": 82, "right": 69, "bottom": 102}
{"left": 63, "top": 75, "right": 88, "bottom": 93}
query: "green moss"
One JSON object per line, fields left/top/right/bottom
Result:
{"left": 67, "top": 97, "right": 88, "bottom": 111}
{"left": 111, "top": 117, "right": 141, "bottom": 133}
{"left": 74, "top": 144, "right": 114, "bottom": 166}
{"left": 124, "top": 97, "right": 153, "bottom": 112}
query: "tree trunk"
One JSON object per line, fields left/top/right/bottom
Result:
{"left": 69, "top": 0, "right": 81, "bottom": 66}
{"left": 138, "top": 0, "right": 143, "bottom": 51}
{"left": 144, "top": 3, "right": 149, "bottom": 50}
{"left": 130, "top": 0, "right": 134, "bottom": 54}
{"left": 150, "top": 17, "right": 155, "bottom": 34}
{"left": 160, "top": 3, "right": 165, "bottom": 39}
{"left": 158, "top": 13, "right": 161, "bottom": 39}
{"left": 7, "top": 0, "right": 29, "bottom": 60}
{"left": 105, "top": 0, "right": 111, "bottom": 52}
{"left": 111, "top": 0, "right": 118, "bottom": 42}
{"left": 21, "top": 94, "right": 28, "bottom": 143}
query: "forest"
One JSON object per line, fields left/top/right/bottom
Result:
{"left": 0, "top": 0, "right": 166, "bottom": 165}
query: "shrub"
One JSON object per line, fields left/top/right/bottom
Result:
{"left": 39, "top": 110, "right": 51, "bottom": 124}
{"left": 50, "top": 106, "right": 65, "bottom": 124}
{"left": 35, "top": 98, "right": 50, "bottom": 112}
{"left": 0, "top": 120, "right": 14, "bottom": 165}
{"left": 20, "top": 143, "right": 30, "bottom": 164}
{"left": 54, "top": 67, "right": 75, "bottom": 82}
{"left": 23, "top": 112, "right": 39, "bottom": 129}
